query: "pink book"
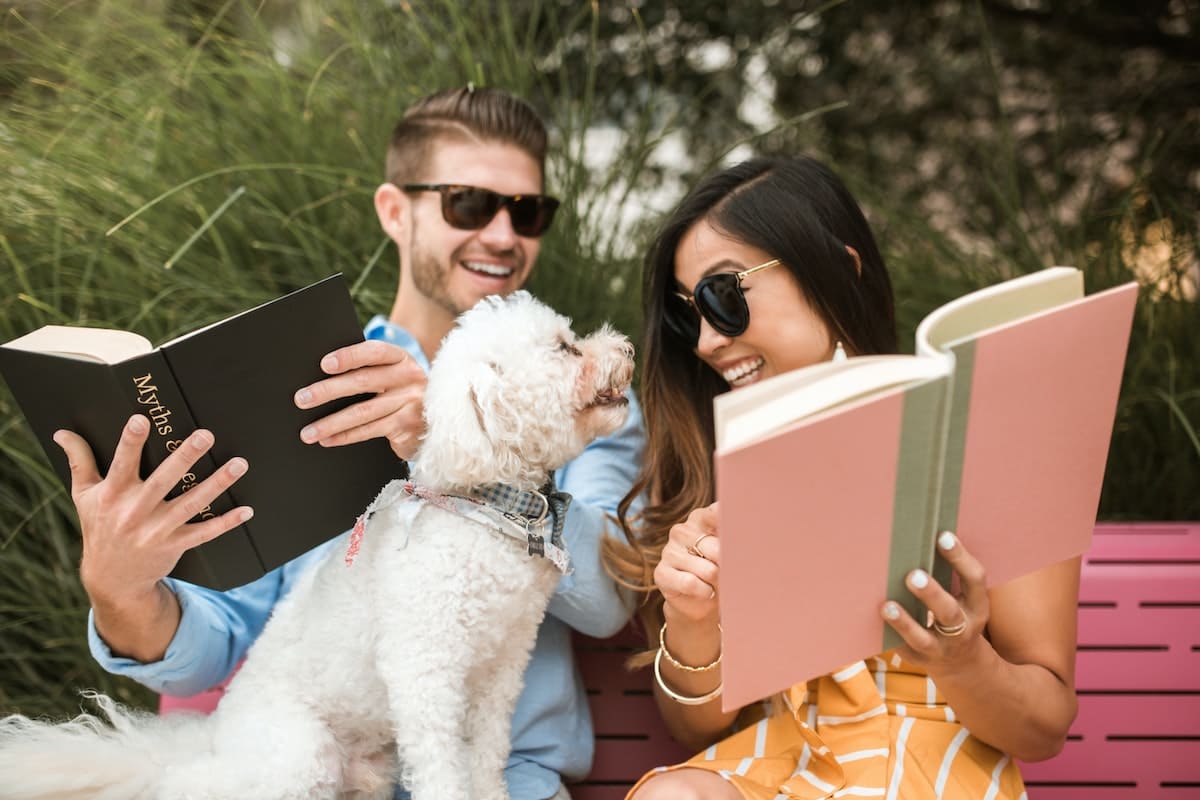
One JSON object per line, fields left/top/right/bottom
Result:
{"left": 713, "top": 267, "right": 1138, "bottom": 711}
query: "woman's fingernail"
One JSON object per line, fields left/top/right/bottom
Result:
{"left": 882, "top": 602, "right": 901, "bottom": 620}
{"left": 228, "top": 458, "right": 248, "bottom": 477}
{"left": 295, "top": 388, "right": 312, "bottom": 407}
{"left": 301, "top": 426, "right": 317, "bottom": 443}
{"left": 909, "top": 569, "right": 929, "bottom": 589}
{"left": 128, "top": 416, "right": 148, "bottom": 434}
{"left": 190, "top": 430, "right": 213, "bottom": 450}
{"left": 238, "top": 507, "right": 254, "bottom": 522}
{"left": 321, "top": 355, "right": 338, "bottom": 372}
{"left": 938, "top": 531, "right": 957, "bottom": 551}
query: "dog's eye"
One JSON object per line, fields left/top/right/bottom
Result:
{"left": 558, "top": 340, "right": 582, "bottom": 357}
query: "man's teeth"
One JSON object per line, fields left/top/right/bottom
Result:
{"left": 723, "top": 358, "right": 764, "bottom": 385}
{"left": 464, "top": 261, "right": 514, "bottom": 277}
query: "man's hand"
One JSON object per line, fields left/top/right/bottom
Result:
{"left": 58, "top": 414, "right": 252, "bottom": 662}
{"left": 294, "top": 339, "right": 427, "bottom": 460}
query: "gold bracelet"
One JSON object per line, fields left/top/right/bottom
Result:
{"left": 653, "top": 646, "right": 723, "bottom": 706}
{"left": 658, "top": 622, "right": 722, "bottom": 673}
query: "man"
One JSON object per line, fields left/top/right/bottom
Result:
{"left": 55, "top": 86, "right": 644, "bottom": 800}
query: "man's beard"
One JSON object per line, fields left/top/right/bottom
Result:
{"left": 408, "top": 227, "right": 523, "bottom": 316}
{"left": 409, "top": 242, "right": 463, "bottom": 317}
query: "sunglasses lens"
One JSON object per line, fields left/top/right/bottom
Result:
{"left": 444, "top": 188, "right": 502, "bottom": 230}
{"left": 663, "top": 295, "right": 701, "bottom": 343}
{"left": 443, "top": 189, "right": 559, "bottom": 237}
{"left": 695, "top": 274, "right": 749, "bottom": 336}
{"left": 508, "top": 196, "right": 560, "bottom": 237}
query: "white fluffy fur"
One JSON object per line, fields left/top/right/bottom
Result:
{"left": 0, "top": 291, "right": 634, "bottom": 800}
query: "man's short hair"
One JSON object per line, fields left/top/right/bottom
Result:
{"left": 385, "top": 86, "right": 549, "bottom": 187}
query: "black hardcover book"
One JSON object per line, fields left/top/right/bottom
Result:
{"left": 0, "top": 274, "right": 407, "bottom": 590}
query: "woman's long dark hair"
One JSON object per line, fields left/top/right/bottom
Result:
{"left": 605, "top": 156, "right": 898, "bottom": 656}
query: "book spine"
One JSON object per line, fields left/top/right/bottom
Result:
{"left": 930, "top": 343, "right": 976, "bottom": 592}
{"left": 882, "top": 376, "right": 951, "bottom": 652}
{"left": 111, "top": 352, "right": 265, "bottom": 589}
{"left": 112, "top": 352, "right": 231, "bottom": 512}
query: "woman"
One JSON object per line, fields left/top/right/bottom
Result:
{"left": 605, "top": 156, "right": 1079, "bottom": 799}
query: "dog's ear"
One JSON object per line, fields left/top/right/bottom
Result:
{"left": 468, "top": 361, "right": 503, "bottom": 433}
{"left": 418, "top": 359, "right": 527, "bottom": 490}
{"left": 466, "top": 360, "right": 525, "bottom": 455}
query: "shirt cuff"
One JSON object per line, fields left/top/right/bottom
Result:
{"left": 86, "top": 581, "right": 224, "bottom": 696}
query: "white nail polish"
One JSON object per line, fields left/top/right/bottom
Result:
{"left": 909, "top": 570, "right": 929, "bottom": 589}
{"left": 883, "top": 603, "right": 900, "bottom": 620}
{"left": 938, "top": 531, "right": 957, "bottom": 551}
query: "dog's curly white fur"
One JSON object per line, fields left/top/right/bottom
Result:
{"left": 0, "top": 291, "right": 634, "bottom": 800}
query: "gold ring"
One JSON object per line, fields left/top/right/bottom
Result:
{"left": 687, "top": 532, "right": 713, "bottom": 560}
{"left": 932, "top": 619, "right": 967, "bottom": 637}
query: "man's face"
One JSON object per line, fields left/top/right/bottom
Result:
{"left": 405, "top": 139, "right": 545, "bottom": 317}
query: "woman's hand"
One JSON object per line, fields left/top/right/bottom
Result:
{"left": 654, "top": 503, "right": 722, "bottom": 624}
{"left": 882, "top": 530, "right": 1080, "bottom": 760}
{"left": 881, "top": 531, "right": 991, "bottom": 673}
{"left": 650, "top": 503, "right": 734, "bottom": 748}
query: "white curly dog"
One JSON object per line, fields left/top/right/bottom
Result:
{"left": 0, "top": 291, "right": 634, "bottom": 800}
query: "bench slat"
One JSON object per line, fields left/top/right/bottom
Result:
{"left": 1018, "top": 787, "right": 1190, "bottom": 800}
{"left": 1021, "top": 735, "right": 1200, "bottom": 791}
{"left": 1088, "top": 523, "right": 1200, "bottom": 560}
{"left": 1079, "top": 606, "right": 1200, "bottom": 645}
{"left": 1065, "top": 693, "right": 1200, "bottom": 739}
{"left": 1075, "top": 648, "right": 1200, "bottom": 690}
{"left": 1080, "top": 566, "right": 1200, "bottom": 605}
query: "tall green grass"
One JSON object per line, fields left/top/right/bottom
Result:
{"left": 1, "top": 1, "right": 1196, "bottom": 718}
{"left": 0, "top": 0, "right": 677, "bottom": 717}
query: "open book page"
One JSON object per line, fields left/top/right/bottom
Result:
{"left": 715, "top": 355, "right": 952, "bottom": 452}
{"left": 1, "top": 325, "right": 152, "bottom": 364}
{"left": 934, "top": 279, "right": 1138, "bottom": 586}
{"left": 915, "top": 266, "right": 1083, "bottom": 356}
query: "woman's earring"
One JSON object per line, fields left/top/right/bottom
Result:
{"left": 832, "top": 341, "right": 847, "bottom": 362}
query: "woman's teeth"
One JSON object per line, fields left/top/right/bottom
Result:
{"left": 723, "top": 357, "right": 764, "bottom": 386}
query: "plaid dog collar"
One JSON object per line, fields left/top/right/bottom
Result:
{"left": 470, "top": 481, "right": 571, "bottom": 551}
{"left": 346, "top": 479, "right": 572, "bottom": 573}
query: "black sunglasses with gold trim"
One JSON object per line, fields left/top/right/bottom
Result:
{"left": 402, "top": 184, "right": 560, "bottom": 238}
{"left": 664, "top": 258, "right": 784, "bottom": 342}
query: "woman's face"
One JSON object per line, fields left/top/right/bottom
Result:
{"left": 673, "top": 219, "right": 836, "bottom": 389}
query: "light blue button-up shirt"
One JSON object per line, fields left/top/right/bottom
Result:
{"left": 88, "top": 314, "right": 645, "bottom": 800}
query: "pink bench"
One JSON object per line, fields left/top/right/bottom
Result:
{"left": 1017, "top": 523, "right": 1200, "bottom": 798}
{"left": 572, "top": 523, "right": 1200, "bottom": 799}
{"left": 162, "top": 523, "right": 1200, "bottom": 798}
